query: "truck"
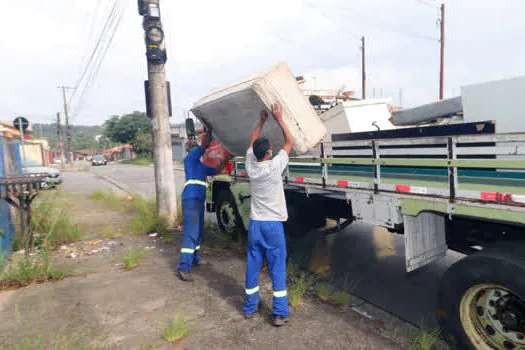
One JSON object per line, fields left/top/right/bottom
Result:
{"left": 195, "top": 115, "right": 525, "bottom": 349}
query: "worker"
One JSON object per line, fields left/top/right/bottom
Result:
{"left": 178, "top": 124, "right": 233, "bottom": 282}
{"left": 243, "top": 103, "right": 294, "bottom": 326}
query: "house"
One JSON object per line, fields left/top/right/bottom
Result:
{"left": 104, "top": 144, "right": 135, "bottom": 161}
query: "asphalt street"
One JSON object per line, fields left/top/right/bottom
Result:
{"left": 85, "top": 162, "right": 462, "bottom": 328}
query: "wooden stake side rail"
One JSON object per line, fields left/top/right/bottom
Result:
{"left": 231, "top": 132, "right": 525, "bottom": 208}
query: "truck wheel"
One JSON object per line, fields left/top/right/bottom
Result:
{"left": 216, "top": 189, "right": 245, "bottom": 238}
{"left": 438, "top": 242, "right": 525, "bottom": 349}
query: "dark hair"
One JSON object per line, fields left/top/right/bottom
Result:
{"left": 253, "top": 137, "right": 271, "bottom": 160}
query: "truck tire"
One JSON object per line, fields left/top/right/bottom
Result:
{"left": 216, "top": 189, "right": 245, "bottom": 238}
{"left": 438, "top": 242, "right": 525, "bottom": 349}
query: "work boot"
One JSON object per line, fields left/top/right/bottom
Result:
{"left": 244, "top": 311, "right": 257, "bottom": 320}
{"left": 178, "top": 270, "right": 194, "bottom": 282}
{"left": 193, "top": 258, "right": 209, "bottom": 266}
{"left": 272, "top": 315, "right": 288, "bottom": 327}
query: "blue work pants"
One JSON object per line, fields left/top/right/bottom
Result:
{"left": 178, "top": 198, "right": 204, "bottom": 272}
{"left": 243, "top": 220, "right": 288, "bottom": 317}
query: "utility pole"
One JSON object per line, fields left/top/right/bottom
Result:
{"left": 58, "top": 86, "right": 74, "bottom": 166}
{"left": 361, "top": 36, "right": 366, "bottom": 100}
{"left": 439, "top": 3, "right": 445, "bottom": 100}
{"left": 399, "top": 88, "right": 403, "bottom": 107}
{"left": 139, "top": 0, "right": 178, "bottom": 227}
{"left": 56, "top": 112, "right": 65, "bottom": 171}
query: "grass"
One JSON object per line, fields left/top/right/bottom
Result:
{"left": 286, "top": 261, "right": 300, "bottom": 279}
{"left": 24, "top": 193, "right": 81, "bottom": 246}
{"left": 410, "top": 328, "right": 441, "bottom": 350}
{"left": 121, "top": 248, "right": 146, "bottom": 270}
{"left": 122, "top": 154, "right": 153, "bottom": 166}
{"left": 315, "top": 283, "right": 333, "bottom": 301}
{"left": 90, "top": 190, "right": 168, "bottom": 235}
{"left": 130, "top": 195, "right": 167, "bottom": 235}
{"left": 163, "top": 316, "right": 190, "bottom": 342}
{"left": 288, "top": 271, "right": 315, "bottom": 307}
{"left": 331, "top": 290, "right": 351, "bottom": 307}
{"left": 12, "top": 305, "right": 108, "bottom": 349}
{"left": 0, "top": 247, "right": 67, "bottom": 289}
{"left": 90, "top": 190, "right": 126, "bottom": 212}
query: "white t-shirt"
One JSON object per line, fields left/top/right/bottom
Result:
{"left": 245, "top": 148, "right": 289, "bottom": 222}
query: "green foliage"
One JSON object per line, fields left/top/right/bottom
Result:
{"left": 315, "top": 283, "right": 333, "bottom": 301}
{"left": 103, "top": 111, "right": 152, "bottom": 146}
{"left": 410, "top": 328, "right": 441, "bottom": 350}
{"left": 163, "top": 316, "right": 190, "bottom": 342}
{"left": 30, "top": 198, "right": 81, "bottom": 244}
{"left": 32, "top": 123, "right": 104, "bottom": 152}
{"left": 0, "top": 247, "right": 67, "bottom": 288}
{"left": 331, "top": 291, "right": 350, "bottom": 307}
{"left": 288, "top": 272, "right": 315, "bottom": 307}
{"left": 121, "top": 248, "right": 146, "bottom": 270}
{"left": 133, "top": 133, "right": 153, "bottom": 155}
{"left": 130, "top": 194, "right": 167, "bottom": 235}
{"left": 122, "top": 154, "right": 153, "bottom": 166}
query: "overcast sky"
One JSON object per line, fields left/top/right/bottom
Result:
{"left": 2, "top": 0, "right": 524, "bottom": 126}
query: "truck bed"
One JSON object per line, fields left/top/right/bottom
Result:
{"left": 233, "top": 132, "right": 525, "bottom": 204}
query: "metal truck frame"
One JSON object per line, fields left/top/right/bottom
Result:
{"left": 206, "top": 131, "right": 525, "bottom": 349}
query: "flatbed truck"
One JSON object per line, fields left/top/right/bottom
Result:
{"left": 204, "top": 122, "right": 525, "bottom": 349}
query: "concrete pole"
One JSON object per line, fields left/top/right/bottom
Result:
{"left": 57, "top": 112, "right": 65, "bottom": 171}
{"left": 142, "top": 0, "right": 178, "bottom": 227}
{"left": 59, "top": 86, "right": 73, "bottom": 166}
{"left": 361, "top": 36, "right": 366, "bottom": 100}
{"left": 439, "top": 3, "right": 445, "bottom": 100}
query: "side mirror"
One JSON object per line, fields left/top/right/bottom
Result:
{"left": 185, "top": 118, "right": 196, "bottom": 138}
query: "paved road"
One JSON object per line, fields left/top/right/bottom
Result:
{"left": 87, "top": 162, "right": 461, "bottom": 328}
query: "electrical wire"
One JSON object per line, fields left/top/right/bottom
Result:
{"left": 70, "top": 0, "right": 128, "bottom": 121}
{"left": 302, "top": 0, "right": 362, "bottom": 43}
{"left": 68, "top": 0, "right": 118, "bottom": 104}
{"left": 335, "top": 4, "right": 439, "bottom": 42}
{"left": 416, "top": 0, "right": 441, "bottom": 10}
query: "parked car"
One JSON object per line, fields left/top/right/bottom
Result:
{"left": 22, "top": 159, "right": 62, "bottom": 188}
{"left": 91, "top": 155, "right": 107, "bottom": 166}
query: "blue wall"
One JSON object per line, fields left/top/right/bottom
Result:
{"left": 0, "top": 138, "right": 21, "bottom": 265}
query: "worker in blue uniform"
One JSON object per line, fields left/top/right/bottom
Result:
{"left": 243, "top": 103, "right": 295, "bottom": 326}
{"left": 178, "top": 124, "right": 233, "bottom": 282}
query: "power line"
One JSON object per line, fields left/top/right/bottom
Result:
{"left": 416, "top": 0, "right": 441, "bottom": 10}
{"left": 68, "top": 0, "right": 119, "bottom": 105}
{"left": 302, "top": 0, "right": 362, "bottom": 43}
{"left": 335, "top": 4, "right": 439, "bottom": 42}
{"left": 70, "top": 0, "right": 127, "bottom": 121}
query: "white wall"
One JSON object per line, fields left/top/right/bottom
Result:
{"left": 462, "top": 76, "right": 525, "bottom": 133}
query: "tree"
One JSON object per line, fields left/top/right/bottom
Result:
{"left": 103, "top": 111, "right": 152, "bottom": 146}
{"left": 134, "top": 133, "right": 153, "bottom": 155}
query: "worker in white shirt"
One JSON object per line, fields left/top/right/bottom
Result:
{"left": 243, "top": 103, "right": 294, "bottom": 326}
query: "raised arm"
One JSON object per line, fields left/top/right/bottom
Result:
{"left": 249, "top": 110, "right": 268, "bottom": 148}
{"left": 215, "top": 153, "right": 234, "bottom": 173}
{"left": 201, "top": 125, "right": 213, "bottom": 151}
{"left": 271, "top": 103, "right": 294, "bottom": 155}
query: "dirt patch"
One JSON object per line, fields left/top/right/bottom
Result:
{"left": 0, "top": 183, "right": 417, "bottom": 349}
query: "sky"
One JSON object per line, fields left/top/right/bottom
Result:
{"left": 1, "top": 0, "right": 524, "bottom": 126}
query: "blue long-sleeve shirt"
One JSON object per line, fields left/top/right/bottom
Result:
{"left": 181, "top": 146, "right": 217, "bottom": 201}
